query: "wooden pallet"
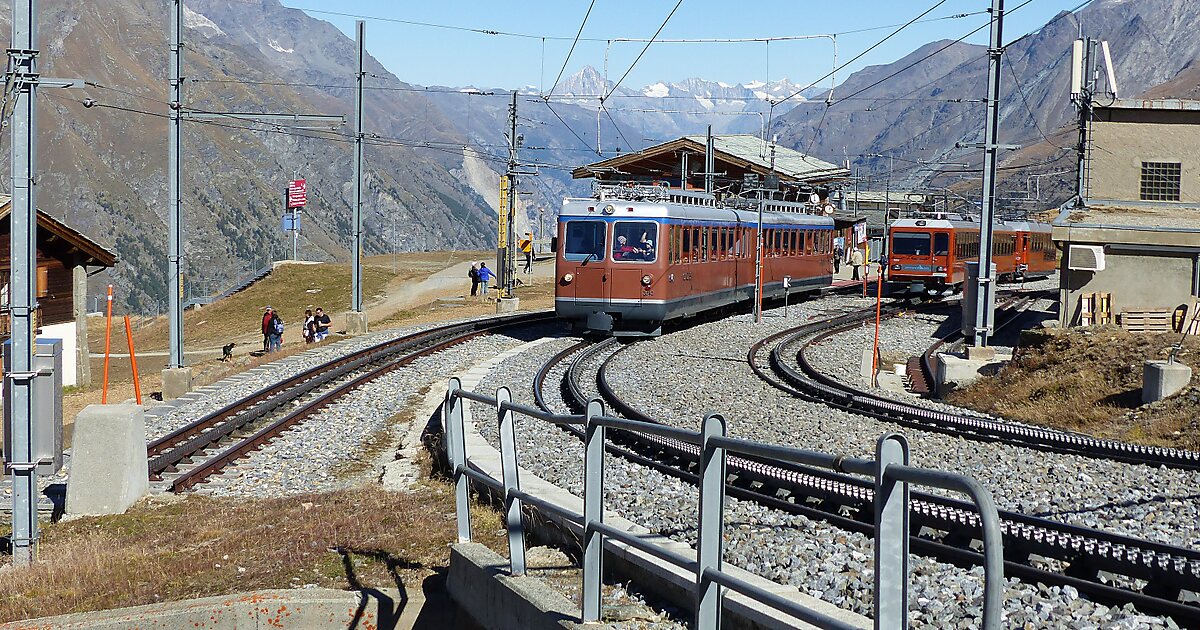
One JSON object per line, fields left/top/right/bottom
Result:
{"left": 1120, "top": 309, "right": 1172, "bottom": 333}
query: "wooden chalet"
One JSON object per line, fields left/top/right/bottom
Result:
{"left": 0, "top": 197, "right": 116, "bottom": 387}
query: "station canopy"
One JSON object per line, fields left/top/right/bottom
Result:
{"left": 570, "top": 134, "right": 850, "bottom": 201}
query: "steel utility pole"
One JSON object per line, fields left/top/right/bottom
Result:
{"left": 504, "top": 91, "right": 519, "bottom": 297}
{"left": 167, "top": 3, "right": 342, "bottom": 373}
{"left": 351, "top": 19, "right": 365, "bottom": 313}
{"left": 168, "top": 0, "right": 183, "bottom": 369}
{"left": 8, "top": 0, "right": 39, "bottom": 567}
{"left": 7, "top": 0, "right": 82, "bottom": 566}
{"left": 972, "top": 0, "right": 1006, "bottom": 348}
{"left": 1072, "top": 38, "right": 1096, "bottom": 207}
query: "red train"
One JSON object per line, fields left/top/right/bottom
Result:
{"left": 555, "top": 185, "right": 834, "bottom": 336}
{"left": 886, "top": 217, "right": 1056, "bottom": 293}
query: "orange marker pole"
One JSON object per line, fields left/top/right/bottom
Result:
{"left": 102, "top": 284, "right": 113, "bottom": 404}
{"left": 871, "top": 263, "right": 884, "bottom": 388}
{"left": 124, "top": 315, "right": 142, "bottom": 405}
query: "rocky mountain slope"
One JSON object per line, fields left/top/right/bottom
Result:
{"left": 773, "top": 0, "right": 1200, "bottom": 209}
{"left": 8, "top": 0, "right": 495, "bottom": 312}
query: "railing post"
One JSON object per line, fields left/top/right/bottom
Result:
{"left": 496, "top": 387, "right": 526, "bottom": 576}
{"left": 874, "top": 432, "right": 910, "bottom": 629}
{"left": 582, "top": 398, "right": 606, "bottom": 623}
{"left": 446, "top": 377, "right": 471, "bottom": 543}
{"left": 696, "top": 413, "right": 727, "bottom": 630}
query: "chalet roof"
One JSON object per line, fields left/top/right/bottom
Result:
{"left": 571, "top": 134, "right": 849, "bottom": 185}
{"left": 0, "top": 196, "right": 117, "bottom": 267}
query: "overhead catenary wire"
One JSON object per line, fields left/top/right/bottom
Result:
{"left": 603, "top": 0, "right": 684, "bottom": 101}
{"left": 545, "top": 0, "right": 596, "bottom": 98}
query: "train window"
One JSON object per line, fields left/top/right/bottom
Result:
{"left": 892, "top": 232, "right": 931, "bottom": 256}
{"left": 612, "top": 221, "right": 658, "bottom": 263}
{"left": 701, "top": 226, "right": 709, "bottom": 262}
{"left": 563, "top": 220, "right": 606, "bottom": 262}
{"left": 682, "top": 226, "right": 693, "bottom": 262}
{"left": 934, "top": 233, "right": 949, "bottom": 256}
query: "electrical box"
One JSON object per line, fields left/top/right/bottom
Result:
{"left": 3, "top": 338, "right": 64, "bottom": 475}
{"left": 961, "top": 262, "right": 996, "bottom": 339}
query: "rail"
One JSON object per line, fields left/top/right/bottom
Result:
{"left": 444, "top": 378, "right": 1005, "bottom": 630}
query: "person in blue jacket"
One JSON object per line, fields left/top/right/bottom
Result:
{"left": 477, "top": 262, "right": 495, "bottom": 300}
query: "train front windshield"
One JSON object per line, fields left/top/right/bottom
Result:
{"left": 892, "top": 232, "right": 932, "bottom": 256}
{"left": 564, "top": 220, "right": 606, "bottom": 262}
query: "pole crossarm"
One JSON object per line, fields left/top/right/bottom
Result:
{"left": 180, "top": 111, "right": 345, "bottom": 125}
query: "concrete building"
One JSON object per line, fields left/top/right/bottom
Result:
{"left": 1053, "top": 99, "right": 1200, "bottom": 329}
{"left": 0, "top": 198, "right": 117, "bottom": 386}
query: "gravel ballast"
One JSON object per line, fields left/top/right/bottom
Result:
{"left": 465, "top": 315, "right": 1181, "bottom": 629}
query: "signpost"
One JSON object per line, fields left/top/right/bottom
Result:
{"left": 286, "top": 178, "right": 306, "bottom": 260}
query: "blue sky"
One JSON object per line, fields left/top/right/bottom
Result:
{"left": 285, "top": 1, "right": 1087, "bottom": 90}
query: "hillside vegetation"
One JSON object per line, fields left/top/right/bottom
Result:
{"left": 948, "top": 326, "right": 1200, "bottom": 450}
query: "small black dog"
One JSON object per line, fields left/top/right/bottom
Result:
{"left": 221, "top": 343, "right": 235, "bottom": 362}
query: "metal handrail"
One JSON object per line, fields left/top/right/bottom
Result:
{"left": 444, "top": 379, "right": 1005, "bottom": 630}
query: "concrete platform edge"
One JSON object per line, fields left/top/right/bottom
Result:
{"left": 453, "top": 341, "right": 870, "bottom": 630}
{"left": 1, "top": 587, "right": 404, "bottom": 629}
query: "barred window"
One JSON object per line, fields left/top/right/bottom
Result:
{"left": 1140, "top": 161, "right": 1182, "bottom": 201}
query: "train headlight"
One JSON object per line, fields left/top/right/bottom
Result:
{"left": 892, "top": 264, "right": 901, "bottom": 270}
{"left": 641, "top": 274, "right": 653, "bottom": 286}
{"left": 936, "top": 266, "right": 946, "bottom": 272}
{"left": 562, "top": 273, "right": 574, "bottom": 284}
{"left": 602, "top": 204, "right": 616, "bottom": 215}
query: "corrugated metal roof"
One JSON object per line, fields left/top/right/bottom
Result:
{"left": 682, "top": 134, "right": 844, "bottom": 180}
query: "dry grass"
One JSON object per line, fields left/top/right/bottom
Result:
{"left": 948, "top": 326, "right": 1200, "bottom": 449}
{"left": 0, "top": 478, "right": 507, "bottom": 623}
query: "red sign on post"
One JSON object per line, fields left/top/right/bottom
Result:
{"left": 287, "top": 179, "right": 307, "bottom": 208}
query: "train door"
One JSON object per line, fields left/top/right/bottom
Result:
{"left": 560, "top": 219, "right": 608, "bottom": 301}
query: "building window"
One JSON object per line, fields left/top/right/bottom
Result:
{"left": 1140, "top": 161, "right": 1182, "bottom": 201}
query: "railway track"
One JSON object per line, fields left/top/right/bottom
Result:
{"left": 147, "top": 311, "right": 554, "bottom": 493}
{"left": 532, "top": 324, "right": 1200, "bottom": 624}
{"left": 755, "top": 295, "right": 1200, "bottom": 471}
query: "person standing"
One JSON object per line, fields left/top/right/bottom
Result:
{"left": 850, "top": 247, "right": 864, "bottom": 281}
{"left": 477, "top": 263, "right": 494, "bottom": 300}
{"left": 261, "top": 306, "right": 274, "bottom": 352}
{"left": 520, "top": 234, "right": 533, "bottom": 274}
{"left": 468, "top": 263, "right": 480, "bottom": 296}
{"left": 269, "top": 311, "right": 284, "bottom": 352}
{"left": 313, "top": 307, "right": 332, "bottom": 342}
{"left": 833, "top": 242, "right": 843, "bottom": 274}
{"left": 303, "top": 309, "right": 316, "bottom": 344}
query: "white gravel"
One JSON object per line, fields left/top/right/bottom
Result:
{"left": 467, "top": 321, "right": 1182, "bottom": 629}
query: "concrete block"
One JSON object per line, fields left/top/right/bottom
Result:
{"left": 860, "top": 346, "right": 878, "bottom": 384}
{"left": 160, "top": 367, "right": 193, "bottom": 401}
{"left": 66, "top": 404, "right": 148, "bottom": 516}
{"left": 934, "top": 351, "right": 1011, "bottom": 398}
{"left": 496, "top": 297, "right": 520, "bottom": 313}
{"left": 449, "top": 542, "right": 580, "bottom": 630}
{"left": 345, "top": 311, "right": 369, "bottom": 335}
{"left": 1143, "top": 360, "right": 1192, "bottom": 404}
{"left": 965, "top": 345, "right": 996, "bottom": 361}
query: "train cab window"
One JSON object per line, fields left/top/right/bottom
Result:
{"left": 612, "top": 221, "right": 658, "bottom": 262}
{"left": 892, "top": 232, "right": 931, "bottom": 256}
{"left": 934, "top": 233, "right": 949, "bottom": 256}
{"left": 564, "top": 220, "right": 606, "bottom": 262}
